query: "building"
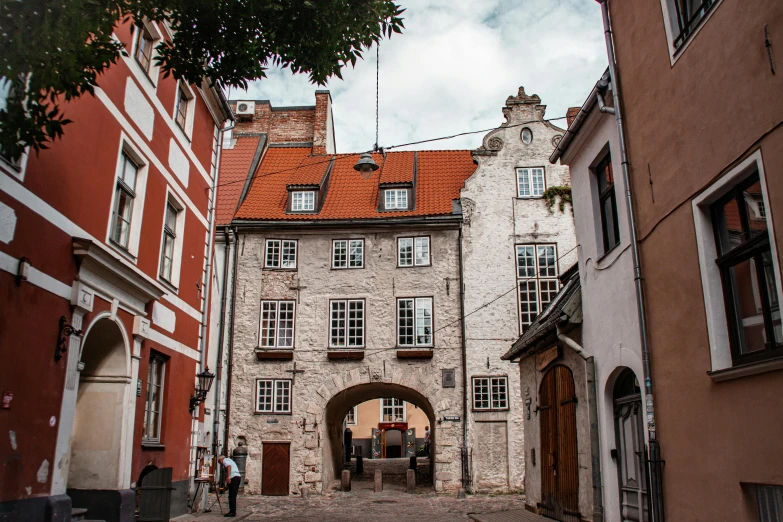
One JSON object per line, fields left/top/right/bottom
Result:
{"left": 0, "top": 18, "right": 232, "bottom": 522}
{"left": 591, "top": 0, "right": 782, "bottom": 520}
{"left": 461, "top": 88, "right": 577, "bottom": 492}
{"left": 344, "top": 398, "right": 430, "bottom": 459}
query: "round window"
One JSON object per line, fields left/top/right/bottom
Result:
{"left": 521, "top": 128, "right": 533, "bottom": 145}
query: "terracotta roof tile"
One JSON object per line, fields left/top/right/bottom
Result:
{"left": 378, "top": 152, "right": 414, "bottom": 184}
{"left": 215, "top": 136, "right": 262, "bottom": 226}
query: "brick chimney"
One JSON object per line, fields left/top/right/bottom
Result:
{"left": 566, "top": 107, "right": 581, "bottom": 127}
{"left": 313, "top": 90, "right": 334, "bottom": 155}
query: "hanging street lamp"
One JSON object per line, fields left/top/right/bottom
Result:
{"left": 353, "top": 152, "right": 379, "bottom": 179}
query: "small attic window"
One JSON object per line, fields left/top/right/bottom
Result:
{"left": 384, "top": 189, "right": 409, "bottom": 210}
{"left": 291, "top": 191, "right": 315, "bottom": 212}
{"left": 521, "top": 128, "right": 533, "bottom": 145}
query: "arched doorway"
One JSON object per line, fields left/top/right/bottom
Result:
{"left": 613, "top": 368, "right": 648, "bottom": 522}
{"left": 539, "top": 365, "right": 579, "bottom": 522}
{"left": 68, "top": 317, "right": 130, "bottom": 490}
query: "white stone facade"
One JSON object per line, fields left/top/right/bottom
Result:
{"left": 461, "top": 88, "right": 577, "bottom": 492}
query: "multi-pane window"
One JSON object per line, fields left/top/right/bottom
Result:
{"left": 255, "top": 379, "right": 292, "bottom": 413}
{"left": 265, "top": 239, "right": 297, "bottom": 269}
{"left": 516, "top": 244, "right": 559, "bottom": 331}
{"left": 111, "top": 152, "right": 139, "bottom": 249}
{"left": 259, "top": 301, "right": 296, "bottom": 349}
{"left": 330, "top": 300, "right": 365, "bottom": 348}
{"left": 159, "top": 201, "right": 178, "bottom": 282}
{"left": 135, "top": 27, "right": 154, "bottom": 74}
{"left": 143, "top": 354, "right": 166, "bottom": 442}
{"left": 382, "top": 398, "right": 405, "bottom": 422}
{"left": 384, "top": 189, "right": 408, "bottom": 210}
{"left": 333, "top": 239, "right": 364, "bottom": 269}
{"left": 668, "top": 0, "right": 718, "bottom": 49}
{"left": 292, "top": 191, "right": 315, "bottom": 212}
{"left": 472, "top": 377, "right": 508, "bottom": 411}
{"left": 516, "top": 167, "right": 545, "bottom": 197}
{"left": 345, "top": 406, "right": 357, "bottom": 425}
{"left": 397, "top": 298, "right": 433, "bottom": 347}
{"left": 596, "top": 153, "right": 620, "bottom": 253}
{"left": 711, "top": 172, "right": 781, "bottom": 364}
{"left": 398, "top": 237, "right": 430, "bottom": 267}
{"left": 175, "top": 85, "right": 190, "bottom": 131}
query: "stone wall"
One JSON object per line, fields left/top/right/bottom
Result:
{"left": 461, "top": 87, "right": 577, "bottom": 492}
{"left": 227, "top": 226, "right": 466, "bottom": 495}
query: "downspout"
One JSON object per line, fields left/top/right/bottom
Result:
{"left": 597, "top": 1, "right": 664, "bottom": 520}
{"left": 212, "top": 227, "right": 232, "bottom": 459}
{"left": 223, "top": 225, "right": 240, "bottom": 455}
{"left": 458, "top": 223, "right": 470, "bottom": 493}
{"left": 557, "top": 325, "right": 603, "bottom": 522}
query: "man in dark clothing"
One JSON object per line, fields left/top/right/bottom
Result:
{"left": 218, "top": 455, "right": 241, "bottom": 517}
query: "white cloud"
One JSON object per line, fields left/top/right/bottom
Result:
{"left": 233, "top": 0, "right": 607, "bottom": 153}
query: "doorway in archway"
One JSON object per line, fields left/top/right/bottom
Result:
{"left": 613, "top": 368, "right": 648, "bottom": 522}
{"left": 345, "top": 398, "right": 429, "bottom": 460}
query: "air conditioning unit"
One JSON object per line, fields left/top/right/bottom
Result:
{"left": 235, "top": 101, "right": 255, "bottom": 118}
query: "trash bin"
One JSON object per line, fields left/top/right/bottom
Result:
{"left": 343, "top": 428, "right": 353, "bottom": 463}
{"left": 232, "top": 442, "right": 249, "bottom": 492}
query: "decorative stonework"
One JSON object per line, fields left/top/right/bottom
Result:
{"left": 487, "top": 137, "right": 504, "bottom": 151}
{"left": 552, "top": 135, "right": 563, "bottom": 147}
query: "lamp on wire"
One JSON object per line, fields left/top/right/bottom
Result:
{"left": 354, "top": 42, "right": 385, "bottom": 177}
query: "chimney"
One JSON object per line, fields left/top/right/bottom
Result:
{"left": 313, "top": 90, "right": 334, "bottom": 155}
{"left": 566, "top": 107, "right": 581, "bottom": 128}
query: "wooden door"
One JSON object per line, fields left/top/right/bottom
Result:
{"left": 539, "top": 366, "right": 580, "bottom": 522}
{"left": 138, "top": 467, "right": 173, "bottom": 522}
{"left": 261, "top": 442, "right": 290, "bottom": 496}
{"left": 613, "top": 369, "right": 648, "bottom": 522}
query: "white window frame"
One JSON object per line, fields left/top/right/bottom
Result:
{"left": 291, "top": 191, "right": 316, "bottom": 212}
{"left": 472, "top": 376, "right": 508, "bottom": 411}
{"left": 384, "top": 189, "right": 409, "bottom": 210}
{"left": 380, "top": 398, "right": 406, "bottom": 422}
{"left": 329, "top": 299, "right": 365, "bottom": 348}
{"left": 265, "top": 239, "right": 297, "bottom": 269}
{"left": 131, "top": 20, "right": 163, "bottom": 85}
{"left": 156, "top": 191, "right": 186, "bottom": 288}
{"left": 692, "top": 150, "right": 783, "bottom": 373}
{"left": 258, "top": 300, "right": 296, "bottom": 349}
{"left": 397, "top": 297, "right": 434, "bottom": 347}
{"left": 398, "top": 236, "right": 431, "bottom": 267}
{"left": 346, "top": 406, "right": 357, "bottom": 425}
{"left": 143, "top": 353, "right": 166, "bottom": 442}
{"left": 0, "top": 77, "right": 29, "bottom": 181}
{"left": 255, "top": 379, "right": 292, "bottom": 414}
{"left": 659, "top": 0, "right": 724, "bottom": 64}
{"left": 173, "top": 81, "right": 196, "bottom": 140}
{"left": 106, "top": 137, "right": 148, "bottom": 260}
{"left": 516, "top": 167, "right": 545, "bottom": 198}
{"left": 332, "top": 239, "right": 364, "bottom": 269}
{"left": 516, "top": 244, "right": 559, "bottom": 332}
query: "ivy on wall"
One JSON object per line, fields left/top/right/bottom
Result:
{"left": 543, "top": 185, "right": 573, "bottom": 213}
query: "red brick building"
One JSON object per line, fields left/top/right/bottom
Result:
{"left": 0, "top": 19, "right": 232, "bottom": 522}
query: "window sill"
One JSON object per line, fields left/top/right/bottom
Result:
{"left": 255, "top": 348, "right": 294, "bottom": 361}
{"left": 595, "top": 241, "right": 625, "bottom": 266}
{"left": 141, "top": 442, "right": 166, "bottom": 450}
{"left": 253, "top": 411, "right": 292, "bottom": 416}
{"left": 396, "top": 349, "right": 434, "bottom": 359}
{"left": 515, "top": 196, "right": 544, "bottom": 200}
{"left": 107, "top": 240, "right": 138, "bottom": 264}
{"left": 134, "top": 62, "right": 158, "bottom": 89}
{"left": 157, "top": 276, "right": 179, "bottom": 294}
{"left": 708, "top": 356, "right": 783, "bottom": 382}
{"left": 327, "top": 350, "right": 365, "bottom": 361}
{"left": 263, "top": 267, "right": 298, "bottom": 272}
{"left": 397, "top": 264, "right": 432, "bottom": 269}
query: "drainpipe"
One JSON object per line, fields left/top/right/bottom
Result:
{"left": 597, "top": 1, "right": 664, "bottom": 520}
{"left": 223, "top": 226, "right": 240, "bottom": 456}
{"left": 212, "top": 227, "right": 232, "bottom": 459}
{"left": 557, "top": 325, "right": 603, "bottom": 522}
{"left": 458, "top": 223, "right": 470, "bottom": 493}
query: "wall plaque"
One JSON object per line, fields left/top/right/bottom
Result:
{"left": 442, "top": 368, "right": 456, "bottom": 388}
{"left": 537, "top": 346, "right": 560, "bottom": 371}
{"left": 443, "top": 415, "right": 460, "bottom": 422}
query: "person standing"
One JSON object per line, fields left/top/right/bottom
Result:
{"left": 217, "top": 455, "right": 241, "bottom": 517}
{"left": 424, "top": 426, "right": 431, "bottom": 456}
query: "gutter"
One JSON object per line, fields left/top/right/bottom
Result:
{"left": 212, "top": 227, "right": 232, "bottom": 458}
{"left": 458, "top": 223, "right": 470, "bottom": 493}
{"left": 223, "top": 225, "right": 240, "bottom": 455}
{"left": 231, "top": 215, "right": 464, "bottom": 229}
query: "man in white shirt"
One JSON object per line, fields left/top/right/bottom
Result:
{"left": 217, "top": 455, "right": 241, "bottom": 517}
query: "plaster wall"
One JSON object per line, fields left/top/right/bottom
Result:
{"left": 461, "top": 89, "right": 577, "bottom": 491}
{"left": 348, "top": 399, "right": 429, "bottom": 439}
{"left": 226, "top": 226, "right": 465, "bottom": 494}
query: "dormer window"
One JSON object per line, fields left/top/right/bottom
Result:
{"left": 384, "top": 189, "right": 409, "bottom": 210}
{"left": 292, "top": 191, "right": 315, "bottom": 212}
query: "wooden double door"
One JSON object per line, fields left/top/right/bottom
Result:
{"left": 261, "top": 442, "right": 290, "bottom": 496}
{"left": 539, "top": 365, "right": 580, "bottom": 522}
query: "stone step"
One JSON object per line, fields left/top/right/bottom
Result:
{"left": 71, "top": 508, "right": 88, "bottom": 522}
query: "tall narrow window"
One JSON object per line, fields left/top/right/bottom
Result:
{"left": 472, "top": 377, "right": 508, "bottom": 411}
{"left": 398, "top": 237, "right": 430, "bottom": 267}
{"left": 516, "top": 167, "right": 545, "bottom": 197}
{"left": 397, "top": 298, "right": 433, "bottom": 347}
{"left": 382, "top": 398, "right": 405, "bottom": 422}
{"left": 516, "top": 244, "right": 559, "bottom": 331}
{"left": 111, "top": 152, "right": 139, "bottom": 249}
{"left": 345, "top": 406, "right": 357, "bottom": 425}
{"left": 175, "top": 85, "right": 190, "bottom": 131}
{"left": 291, "top": 191, "right": 315, "bottom": 212}
{"left": 259, "top": 301, "right": 296, "bottom": 348}
{"left": 265, "top": 239, "right": 297, "bottom": 269}
{"left": 384, "top": 189, "right": 409, "bottom": 210}
{"left": 143, "top": 354, "right": 166, "bottom": 442}
{"left": 159, "top": 202, "right": 178, "bottom": 282}
{"left": 668, "top": 0, "right": 718, "bottom": 49}
{"left": 135, "top": 27, "right": 154, "bottom": 74}
{"left": 332, "top": 239, "right": 364, "bottom": 268}
{"left": 329, "top": 300, "right": 365, "bottom": 348}
{"left": 255, "top": 379, "right": 292, "bottom": 413}
{"left": 596, "top": 153, "right": 620, "bottom": 253}
{"left": 712, "top": 173, "right": 781, "bottom": 364}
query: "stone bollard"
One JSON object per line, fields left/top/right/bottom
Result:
{"left": 406, "top": 469, "right": 415, "bottom": 494}
{"left": 341, "top": 469, "right": 351, "bottom": 492}
{"left": 457, "top": 488, "right": 467, "bottom": 499}
{"left": 301, "top": 486, "right": 309, "bottom": 499}
{"left": 409, "top": 456, "right": 417, "bottom": 470}
{"left": 374, "top": 470, "right": 383, "bottom": 492}
{"left": 356, "top": 455, "right": 364, "bottom": 475}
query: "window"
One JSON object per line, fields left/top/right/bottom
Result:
{"left": 265, "top": 239, "right": 297, "bottom": 269}
{"left": 333, "top": 239, "right": 364, "bottom": 269}
{"left": 111, "top": 152, "right": 139, "bottom": 249}
{"left": 397, "top": 297, "right": 433, "bottom": 347}
{"left": 596, "top": 153, "right": 620, "bottom": 253}
{"left": 345, "top": 406, "right": 357, "bottom": 425}
{"left": 381, "top": 398, "right": 405, "bottom": 422}
{"left": 143, "top": 354, "right": 166, "bottom": 442}
{"left": 330, "top": 300, "right": 365, "bottom": 348}
{"left": 667, "top": 0, "right": 718, "bottom": 49}
{"left": 521, "top": 128, "right": 533, "bottom": 145}
{"left": 750, "top": 484, "right": 783, "bottom": 522}
{"left": 384, "top": 189, "right": 409, "bottom": 210}
{"left": 516, "top": 244, "right": 559, "bottom": 331}
{"left": 711, "top": 173, "right": 781, "bottom": 364}
{"left": 516, "top": 168, "right": 545, "bottom": 198}
{"left": 175, "top": 85, "right": 190, "bottom": 131}
{"left": 472, "top": 377, "right": 508, "bottom": 411}
{"left": 135, "top": 27, "right": 154, "bottom": 74}
{"left": 259, "top": 301, "right": 296, "bottom": 349}
{"left": 159, "top": 202, "right": 178, "bottom": 282}
{"left": 398, "top": 236, "right": 430, "bottom": 267}
{"left": 756, "top": 198, "right": 767, "bottom": 219}
{"left": 255, "top": 379, "right": 292, "bottom": 414}
{"left": 292, "top": 191, "right": 315, "bottom": 212}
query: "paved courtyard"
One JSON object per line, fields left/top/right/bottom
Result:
{"left": 176, "top": 483, "right": 544, "bottom": 522}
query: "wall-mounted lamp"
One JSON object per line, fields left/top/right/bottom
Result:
{"left": 56, "top": 316, "right": 83, "bottom": 362}
{"left": 189, "top": 367, "right": 215, "bottom": 413}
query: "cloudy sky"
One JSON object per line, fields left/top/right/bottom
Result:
{"left": 231, "top": 0, "right": 608, "bottom": 153}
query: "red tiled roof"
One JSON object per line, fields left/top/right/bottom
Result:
{"left": 215, "top": 135, "right": 262, "bottom": 226}
{"left": 233, "top": 148, "right": 477, "bottom": 221}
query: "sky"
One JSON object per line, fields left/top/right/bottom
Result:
{"left": 231, "top": 0, "right": 608, "bottom": 153}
